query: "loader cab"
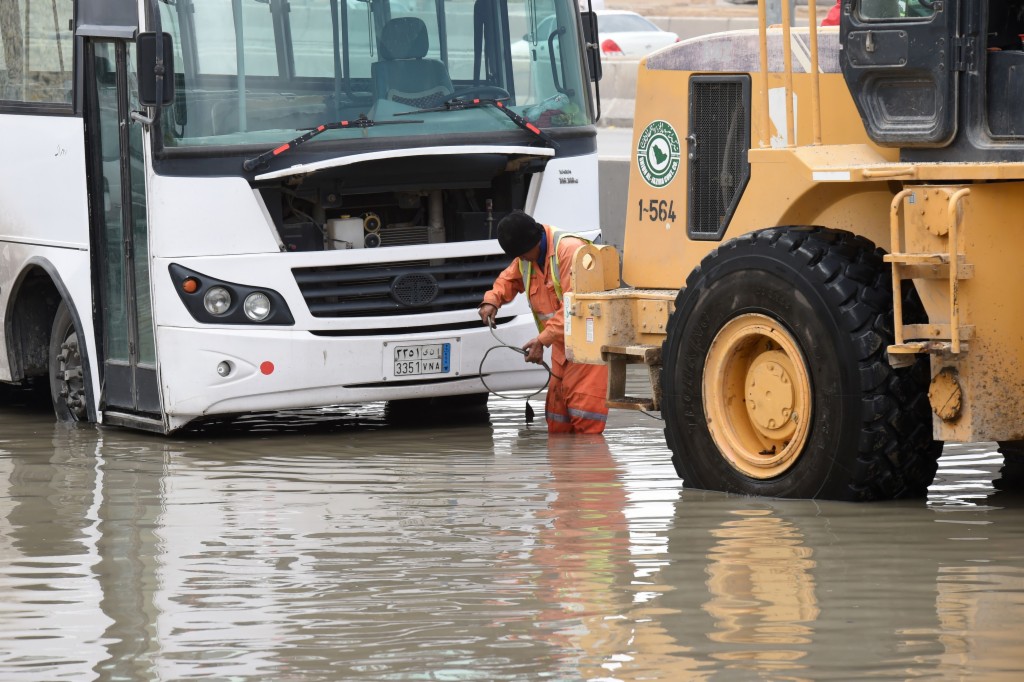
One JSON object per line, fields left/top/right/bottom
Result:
{"left": 839, "top": 0, "right": 1024, "bottom": 161}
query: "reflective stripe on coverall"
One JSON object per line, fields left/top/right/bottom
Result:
{"left": 482, "top": 225, "right": 609, "bottom": 434}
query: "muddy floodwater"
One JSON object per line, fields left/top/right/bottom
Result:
{"left": 1, "top": 388, "right": 1023, "bottom": 681}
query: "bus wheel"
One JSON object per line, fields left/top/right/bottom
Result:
{"left": 48, "top": 301, "right": 87, "bottom": 422}
{"left": 661, "top": 226, "right": 941, "bottom": 501}
{"left": 385, "top": 393, "right": 490, "bottom": 424}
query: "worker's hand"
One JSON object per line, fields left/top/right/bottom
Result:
{"left": 522, "top": 337, "right": 545, "bottom": 365}
{"left": 479, "top": 303, "right": 498, "bottom": 327}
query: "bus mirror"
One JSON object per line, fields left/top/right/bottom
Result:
{"left": 137, "top": 32, "right": 175, "bottom": 107}
{"left": 580, "top": 12, "right": 602, "bottom": 82}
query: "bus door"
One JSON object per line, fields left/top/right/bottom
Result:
{"left": 86, "top": 41, "right": 161, "bottom": 416}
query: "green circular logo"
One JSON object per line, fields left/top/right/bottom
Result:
{"left": 637, "top": 120, "right": 681, "bottom": 188}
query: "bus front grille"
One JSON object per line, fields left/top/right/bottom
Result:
{"left": 292, "top": 255, "right": 510, "bottom": 318}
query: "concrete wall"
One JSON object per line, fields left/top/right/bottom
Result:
{"left": 598, "top": 157, "right": 629, "bottom": 252}
{"left": 652, "top": 15, "right": 760, "bottom": 40}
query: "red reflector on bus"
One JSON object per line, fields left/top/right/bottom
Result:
{"left": 260, "top": 361, "right": 275, "bottom": 375}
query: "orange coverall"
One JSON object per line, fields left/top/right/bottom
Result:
{"left": 482, "top": 225, "right": 609, "bottom": 433}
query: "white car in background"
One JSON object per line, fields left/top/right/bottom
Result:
{"left": 511, "top": 10, "right": 677, "bottom": 62}
{"left": 509, "top": 9, "right": 676, "bottom": 113}
{"left": 593, "top": 10, "right": 678, "bottom": 57}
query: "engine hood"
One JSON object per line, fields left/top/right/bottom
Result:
{"left": 254, "top": 144, "right": 556, "bottom": 181}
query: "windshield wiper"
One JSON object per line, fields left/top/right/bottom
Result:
{"left": 394, "top": 97, "right": 559, "bottom": 150}
{"left": 242, "top": 114, "right": 423, "bottom": 172}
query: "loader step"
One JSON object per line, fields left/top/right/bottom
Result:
{"left": 888, "top": 341, "right": 966, "bottom": 354}
{"left": 884, "top": 252, "right": 949, "bottom": 265}
{"left": 884, "top": 254, "right": 974, "bottom": 280}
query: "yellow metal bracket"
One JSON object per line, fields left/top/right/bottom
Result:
{"left": 572, "top": 244, "right": 620, "bottom": 294}
{"left": 602, "top": 344, "right": 662, "bottom": 411}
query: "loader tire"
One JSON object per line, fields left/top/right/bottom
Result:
{"left": 661, "top": 226, "right": 941, "bottom": 501}
{"left": 996, "top": 441, "right": 1024, "bottom": 492}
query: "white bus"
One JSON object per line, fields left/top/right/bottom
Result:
{"left": 0, "top": 0, "right": 602, "bottom": 432}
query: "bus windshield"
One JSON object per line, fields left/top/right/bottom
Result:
{"left": 157, "top": 0, "right": 591, "bottom": 149}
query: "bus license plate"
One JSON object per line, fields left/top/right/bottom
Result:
{"left": 391, "top": 342, "right": 451, "bottom": 377}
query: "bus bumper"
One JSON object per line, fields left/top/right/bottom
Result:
{"left": 154, "top": 318, "right": 547, "bottom": 422}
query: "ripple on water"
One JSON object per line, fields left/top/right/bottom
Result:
{"left": 0, "top": 398, "right": 1022, "bottom": 680}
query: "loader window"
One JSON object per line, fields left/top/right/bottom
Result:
{"left": 857, "top": 0, "right": 934, "bottom": 20}
{"left": 986, "top": 0, "right": 1024, "bottom": 136}
{"left": 988, "top": 0, "right": 1024, "bottom": 50}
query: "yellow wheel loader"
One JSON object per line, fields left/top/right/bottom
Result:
{"left": 568, "top": 0, "right": 1024, "bottom": 500}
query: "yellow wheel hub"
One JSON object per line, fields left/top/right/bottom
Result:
{"left": 703, "top": 314, "right": 812, "bottom": 479}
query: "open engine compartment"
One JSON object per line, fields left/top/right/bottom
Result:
{"left": 252, "top": 151, "right": 551, "bottom": 319}
{"left": 257, "top": 152, "right": 545, "bottom": 253}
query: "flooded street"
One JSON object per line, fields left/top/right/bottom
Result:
{"left": 1, "top": 387, "right": 1023, "bottom": 681}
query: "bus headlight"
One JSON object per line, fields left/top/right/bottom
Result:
{"left": 204, "top": 286, "right": 232, "bottom": 316}
{"left": 243, "top": 292, "right": 272, "bottom": 321}
{"left": 169, "top": 264, "right": 294, "bottom": 326}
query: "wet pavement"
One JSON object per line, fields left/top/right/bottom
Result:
{"left": 1, "top": 384, "right": 1023, "bottom": 681}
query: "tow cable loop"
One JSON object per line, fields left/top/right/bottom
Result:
{"left": 479, "top": 323, "right": 556, "bottom": 424}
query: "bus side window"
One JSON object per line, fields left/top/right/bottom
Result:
{"left": 95, "top": 53, "right": 120, "bottom": 163}
{"left": 0, "top": 0, "right": 73, "bottom": 105}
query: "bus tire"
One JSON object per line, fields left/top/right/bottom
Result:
{"left": 385, "top": 393, "right": 490, "bottom": 424}
{"left": 661, "top": 226, "right": 941, "bottom": 501}
{"left": 48, "top": 300, "right": 88, "bottom": 423}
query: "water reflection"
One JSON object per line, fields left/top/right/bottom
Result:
{"left": 528, "top": 434, "right": 632, "bottom": 677}
{"left": 0, "top": 399, "right": 1022, "bottom": 680}
{"left": 92, "top": 429, "right": 164, "bottom": 681}
{"left": 704, "top": 508, "right": 818, "bottom": 673}
{"left": 0, "top": 422, "right": 109, "bottom": 681}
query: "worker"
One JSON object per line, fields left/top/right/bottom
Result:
{"left": 478, "top": 211, "right": 609, "bottom": 434}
